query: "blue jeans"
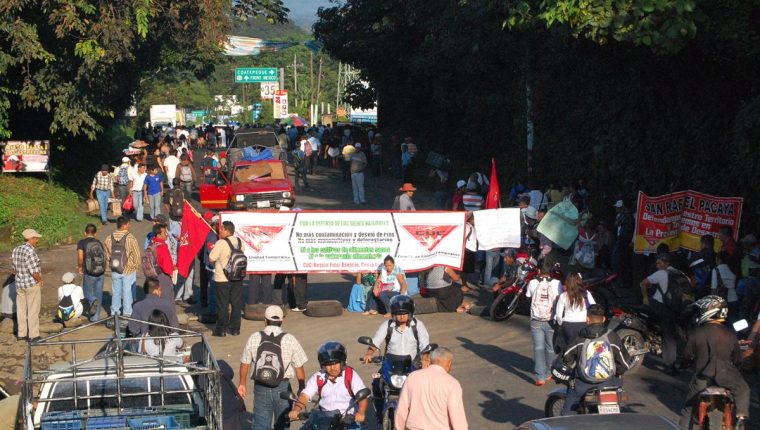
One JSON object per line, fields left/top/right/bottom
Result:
{"left": 483, "top": 250, "right": 501, "bottom": 286}
{"left": 148, "top": 192, "right": 162, "bottom": 219}
{"left": 82, "top": 274, "right": 104, "bottom": 321}
{"left": 96, "top": 189, "right": 110, "bottom": 222}
{"left": 132, "top": 191, "right": 144, "bottom": 221}
{"left": 530, "top": 319, "right": 556, "bottom": 381}
{"left": 252, "top": 380, "right": 292, "bottom": 430}
{"left": 176, "top": 267, "right": 194, "bottom": 301}
{"left": 111, "top": 271, "right": 136, "bottom": 316}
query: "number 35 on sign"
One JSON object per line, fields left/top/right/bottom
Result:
{"left": 260, "top": 82, "right": 279, "bottom": 100}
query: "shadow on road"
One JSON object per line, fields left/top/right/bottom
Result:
{"left": 457, "top": 336, "right": 535, "bottom": 384}
{"left": 479, "top": 389, "right": 543, "bottom": 424}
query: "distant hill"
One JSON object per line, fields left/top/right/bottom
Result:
{"left": 231, "top": 16, "right": 308, "bottom": 41}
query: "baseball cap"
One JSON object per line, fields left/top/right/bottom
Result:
{"left": 265, "top": 305, "right": 284, "bottom": 321}
{"left": 121, "top": 156, "right": 130, "bottom": 163}
{"left": 613, "top": 200, "right": 624, "bottom": 208}
{"left": 61, "top": 272, "right": 76, "bottom": 284}
{"left": 355, "top": 143, "right": 362, "bottom": 149}
{"left": 22, "top": 229, "right": 42, "bottom": 239}
{"left": 456, "top": 180, "right": 466, "bottom": 189}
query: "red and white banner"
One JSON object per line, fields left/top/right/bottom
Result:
{"left": 220, "top": 211, "right": 466, "bottom": 273}
{"left": 634, "top": 190, "right": 743, "bottom": 253}
{"left": 2, "top": 140, "right": 50, "bottom": 172}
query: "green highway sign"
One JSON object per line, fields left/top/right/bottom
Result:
{"left": 235, "top": 68, "right": 278, "bottom": 83}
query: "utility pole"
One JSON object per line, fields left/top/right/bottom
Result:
{"left": 336, "top": 62, "right": 342, "bottom": 107}
{"left": 293, "top": 53, "right": 298, "bottom": 97}
{"left": 309, "top": 51, "right": 314, "bottom": 108}
{"left": 315, "top": 56, "right": 323, "bottom": 108}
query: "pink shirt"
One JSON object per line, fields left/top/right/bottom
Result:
{"left": 394, "top": 364, "right": 468, "bottom": 430}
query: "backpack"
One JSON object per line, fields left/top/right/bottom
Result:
{"left": 109, "top": 234, "right": 128, "bottom": 274}
{"left": 179, "top": 165, "right": 193, "bottom": 182}
{"left": 661, "top": 268, "right": 691, "bottom": 312}
{"left": 142, "top": 242, "right": 160, "bottom": 279}
{"left": 384, "top": 318, "right": 420, "bottom": 357}
{"left": 251, "top": 331, "right": 286, "bottom": 387}
{"left": 574, "top": 236, "right": 596, "bottom": 270}
{"left": 57, "top": 289, "right": 75, "bottom": 322}
{"left": 578, "top": 332, "right": 617, "bottom": 383}
{"left": 169, "top": 188, "right": 184, "bottom": 218}
{"left": 223, "top": 238, "right": 247, "bottom": 281}
{"left": 291, "top": 150, "right": 303, "bottom": 169}
{"left": 316, "top": 366, "right": 355, "bottom": 398}
{"left": 530, "top": 278, "right": 555, "bottom": 321}
{"left": 84, "top": 239, "right": 106, "bottom": 276}
{"left": 117, "top": 166, "right": 130, "bottom": 186}
{"left": 303, "top": 141, "right": 313, "bottom": 157}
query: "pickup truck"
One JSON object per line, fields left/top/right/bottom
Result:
{"left": 200, "top": 128, "right": 295, "bottom": 210}
{"left": 21, "top": 316, "right": 222, "bottom": 430}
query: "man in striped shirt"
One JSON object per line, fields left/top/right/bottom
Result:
{"left": 104, "top": 217, "right": 141, "bottom": 316}
{"left": 90, "top": 164, "right": 115, "bottom": 225}
{"left": 462, "top": 182, "right": 484, "bottom": 212}
{"left": 11, "top": 229, "right": 43, "bottom": 341}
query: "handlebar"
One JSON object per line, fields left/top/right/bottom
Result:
{"left": 360, "top": 356, "right": 384, "bottom": 364}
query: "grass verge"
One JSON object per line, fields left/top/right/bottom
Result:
{"left": 0, "top": 175, "right": 94, "bottom": 252}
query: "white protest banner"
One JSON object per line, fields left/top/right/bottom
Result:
{"left": 220, "top": 211, "right": 466, "bottom": 273}
{"left": 473, "top": 208, "right": 521, "bottom": 250}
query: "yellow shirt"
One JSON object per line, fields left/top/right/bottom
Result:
{"left": 208, "top": 236, "right": 242, "bottom": 282}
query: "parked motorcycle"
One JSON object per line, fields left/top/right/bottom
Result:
{"left": 281, "top": 388, "right": 371, "bottom": 430}
{"left": 490, "top": 259, "right": 563, "bottom": 322}
{"left": 609, "top": 303, "right": 694, "bottom": 373}
{"left": 545, "top": 384, "right": 627, "bottom": 417}
{"left": 582, "top": 269, "right": 636, "bottom": 313}
{"left": 358, "top": 336, "right": 416, "bottom": 430}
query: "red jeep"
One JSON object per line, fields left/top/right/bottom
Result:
{"left": 200, "top": 129, "right": 295, "bottom": 210}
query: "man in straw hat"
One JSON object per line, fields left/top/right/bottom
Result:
{"left": 11, "top": 229, "right": 43, "bottom": 341}
{"left": 393, "top": 183, "right": 417, "bottom": 211}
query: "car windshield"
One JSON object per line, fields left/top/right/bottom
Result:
{"left": 233, "top": 163, "right": 285, "bottom": 183}
{"left": 47, "top": 374, "right": 190, "bottom": 412}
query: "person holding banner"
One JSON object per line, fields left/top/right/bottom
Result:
{"left": 367, "top": 256, "right": 408, "bottom": 316}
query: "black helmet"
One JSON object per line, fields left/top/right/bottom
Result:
{"left": 317, "top": 341, "right": 347, "bottom": 367}
{"left": 550, "top": 357, "right": 573, "bottom": 383}
{"left": 390, "top": 295, "right": 415, "bottom": 316}
{"left": 695, "top": 295, "right": 728, "bottom": 325}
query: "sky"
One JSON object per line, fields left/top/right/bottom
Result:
{"left": 284, "top": 0, "right": 332, "bottom": 28}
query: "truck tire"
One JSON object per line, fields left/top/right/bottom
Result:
{"left": 305, "top": 300, "right": 343, "bottom": 317}
{"left": 243, "top": 303, "right": 268, "bottom": 321}
{"left": 411, "top": 295, "right": 438, "bottom": 314}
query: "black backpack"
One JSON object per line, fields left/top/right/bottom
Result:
{"left": 84, "top": 239, "right": 106, "bottom": 276}
{"left": 251, "top": 331, "right": 286, "bottom": 387}
{"left": 662, "top": 268, "right": 692, "bottom": 312}
{"left": 110, "top": 234, "right": 128, "bottom": 274}
{"left": 169, "top": 188, "right": 185, "bottom": 219}
{"left": 57, "top": 293, "right": 75, "bottom": 322}
{"left": 223, "top": 238, "right": 247, "bottom": 281}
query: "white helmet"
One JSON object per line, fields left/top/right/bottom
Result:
{"left": 695, "top": 295, "right": 728, "bottom": 325}
{"left": 521, "top": 206, "right": 538, "bottom": 221}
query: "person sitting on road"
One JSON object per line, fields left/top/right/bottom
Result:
{"left": 56, "top": 272, "right": 90, "bottom": 323}
{"left": 140, "top": 309, "right": 184, "bottom": 360}
{"left": 678, "top": 296, "right": 749, "bottom": 429}
{"left": 553, "top": 304, "right": 630, "bottom": 415}
{"left": 365, "top": 255, "right": 408, "bottom": 315}
{"left": 288, "top": 342, "right": 368, "bottom": 429}
{"left": 418, "top": 265, "right": 473, "bottom": 313}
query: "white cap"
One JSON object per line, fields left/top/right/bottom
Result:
{"left": 613, "top": 200, "right": 624, "bottom": 208}
{"left": 456, "top": 180, "right": 466, "bottom": 189}
{"left": 121, "top": 157, "right": 130, "bottom": 163}
{"left": 522, "top": 206, "right": 538, "bottom": 220}
{"left": 265, "top": 305, "right": 284, "bottom": 321}
{"left": 61, "top": 272, "right": 76, "bottom": 284}
{"left": 354, "top": 143, "right": 361, "bottom": 149}
{"left": 22, "top": 229, "right": 42, "bottom": 239}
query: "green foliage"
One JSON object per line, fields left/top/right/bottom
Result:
{"left": 233, "top": 0, "right": 290, "bottom": 24}
{"left": 0, "top": 176, "right": 93, "bottom": 249}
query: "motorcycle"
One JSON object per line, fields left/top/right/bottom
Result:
{"left": 280, "top": 388, "right": 371, "bottom": 430}
{"left": 581, "top": 269, "right": 636, "bottom": 314}
{"left": 609, "top": 303, "right": 694, "bottom": 373}
{"left": 490, "top": 259, "right": 563, "bottom": 322}
{"left": 545, "top": 383, "right": 627, "bottom": 417}
{"left": 357, "top": 336, "right": 416, "bottom": 430}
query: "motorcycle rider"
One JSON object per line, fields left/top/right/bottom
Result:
{"left": 288, "top": 342, "right": 368, "bottom": 428}
{"left": 552, "top": 304, "right": 631, "bottom": 415}
{"left": 678, "top": 296, "right": 749, "bottom": 430}
{"left": 362, "top": 295, "right": 430, "bottom": 364}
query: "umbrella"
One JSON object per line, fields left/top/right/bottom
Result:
{"left": 129, "top": 140, "right": 148, "bottom": 148}
{"left": 280, "top": 115, "right": 307, "bottom": 127}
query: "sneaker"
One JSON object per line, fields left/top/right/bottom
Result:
{"left": 534, "top": 379, "right": 546, "bottom": 386}
{"left": 185, "top": 298, "right": 197, "bottom": 305}
{"left": 29, "top": 337, "right": 41, "bottom": 343}
{"left": 291, "top": 307, "right": 305, "bottom": 312}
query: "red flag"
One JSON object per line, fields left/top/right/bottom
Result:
{"left": 485, "top": 158, "right": 501, "bottom": 209}
{"left": 176, "top": 202, "right": 211, "bottom": 278}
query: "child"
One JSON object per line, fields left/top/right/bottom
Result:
{"left": 57, "top": 272, "right": 88, "bottom": 322}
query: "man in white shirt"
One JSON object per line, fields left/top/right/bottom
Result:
{"left": 57, "top": 272, "right": 85, "bottom": 320}
{"left": 307, "top": 130, "right": 321, "bottom": 175}
{"left": 639, "top": 252, "right": 680, "bottom": 375}
{"left": 162, "top": 149, "right": 181, "bottom": 189}
{"left": 129, "top": 163, "right": 148, "bottom": 221}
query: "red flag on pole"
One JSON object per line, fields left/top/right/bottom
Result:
{"left": 485, "top": 158, "right": 501, "bottom": 209}
{"left": 176, "top": 202, "right": 211, "bottom": 278}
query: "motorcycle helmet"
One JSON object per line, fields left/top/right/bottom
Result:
{"left": 390, "top": 295, "right": 415, "bottom": 317}
{"left": 550, "top": 357, "right": 573, "bottom": 383}
{"left": 695, "top": 295, "right": 728, "bottom": 325}
{"left": 317, "top": 341, "right": 347, "bottom": 367}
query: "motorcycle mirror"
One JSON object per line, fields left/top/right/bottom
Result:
{"left": 353, "top": 388, "right": 371, "bottom": 402}
{"left": 357, "top": 336, "right": 375, "bottom": 347}
{"left": 420, "top": 343, "right": 439, "bottom": 355}
{"left": 279, "top": 391, "right": 298, "bottom": 402}
{"left": 733, "top": 319, "right": 749, "bottom": 332}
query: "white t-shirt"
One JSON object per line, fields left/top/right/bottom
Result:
{"left": 529, "top": 190, "right": 545, "bottom": 210}
{"left": 555, "top": 291, "right": 596, "bottom": 325}
{"left": 308, "top": 137, "right": 321, "bottom": 152}
{"left": 57, "top": 283, "right": 84, "bottom": 318}
{"left": 646, "top": 267, "right": 678, "bottom": 303}
{"left": 526, "top": 278, "right": 561, "bottom": 321}
{"left": 712, "top": 264, "right": 738, "bottom": 303}
{"left": 131, "top": 172, "right": 147, "bottom": 191}
{"left": 142, "top": 333, "right": 184, "bottom": 358}
{"left": 163, "top": 155, "right": 180, "bottom": 180}
{"left": 302, "top": 369, "right": 367, "bottom": 414}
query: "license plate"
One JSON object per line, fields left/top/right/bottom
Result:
{"left": 598, "top": 404, "right": 620, "bottom": 414}
{"left": 256, "top": 200, "right": 271, "bottom": 208}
